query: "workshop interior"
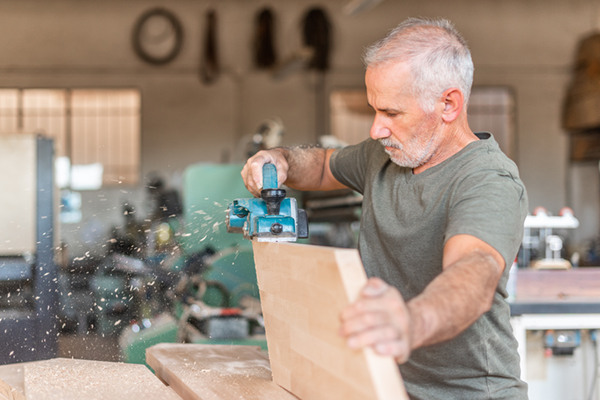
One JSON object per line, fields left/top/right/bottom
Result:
{"left": 1, "top": 1, "right": 600, "bottom": 399}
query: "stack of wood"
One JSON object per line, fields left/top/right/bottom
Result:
{"left": 563, "top": 33, "right": 600, "bottom": 160}
{"left": 564, "top": 33, "right": 600, "bottom": 132}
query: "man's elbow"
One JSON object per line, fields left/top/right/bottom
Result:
{"left": 476, "top": 251, "right": 504, "bottom": 313}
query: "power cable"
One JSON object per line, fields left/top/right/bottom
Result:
{"left": 587, "top": 330, "right": 599, "bottom": 400}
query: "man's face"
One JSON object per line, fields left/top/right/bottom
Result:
{"left": 366, "top": 62, "right": 442, "bottom": 169}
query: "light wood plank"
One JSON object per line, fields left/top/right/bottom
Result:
{"left": 24, "top": 358, "right": 181, "bottom": 400}
{"left": 252, "top": 241, "right": 408, "bottom": 400}
{"left": 146, "top": 343, "right": 298, "bottom": 400}
{"left": 0, "top": 362, "right": 29, "bottom": 395}
{"left": 517, "top": 268, "right": 600, "bottom": 301}
{"left": 0, "top": 378, "right": 24, "bottom": 400}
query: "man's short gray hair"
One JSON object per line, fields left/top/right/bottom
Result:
{"left": 363, "top": 18, "right": 474, "bottom": 113}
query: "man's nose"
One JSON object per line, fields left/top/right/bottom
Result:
{"left": 369, "top": 115, "right": 391, "bottom": 140}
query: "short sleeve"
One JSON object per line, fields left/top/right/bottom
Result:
{"left": 329, "top": 139, "right": 377, "bottom": 194}
{"left": 445, "top": 169, "right": 528, "bottom": 269}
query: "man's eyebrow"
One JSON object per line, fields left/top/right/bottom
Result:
{"left": 367, "top": 103, "right": 401, "bottom": 113}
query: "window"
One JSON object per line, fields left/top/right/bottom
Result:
{"left": 0, "top": 89, "right": 141, "bottom": 186}
{"left": 467, "top": 87, "right": 515, "bottom": 158}
{"left": 330, "top": 89, "right": 374, "bottom": 146}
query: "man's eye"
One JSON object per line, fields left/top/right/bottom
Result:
{"left": 387, "top": 113, "right": 397, "bottom": 118}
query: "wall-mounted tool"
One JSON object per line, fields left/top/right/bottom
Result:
{"left": 226, "top": 164, "right": 308, "bottom": 242}
{"left": 132, "top": 8, "right": 184, "bottom": 66}
{"left": 253, "top": 8, "right": 277, "bottom": 69}
{"left": 200, "top": 9, "right": 219, "bottom": 84}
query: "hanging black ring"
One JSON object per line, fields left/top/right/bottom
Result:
{"left": 132, "top": 7, "right": 184, "bottom": 65}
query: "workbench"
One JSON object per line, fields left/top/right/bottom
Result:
{"left": 0, "top": 242, "right": 408, "bottom": 400}
{"left": 0, "top": 344, "right": 296, "bottom": 400}
{"left": 509, "top": 267, "right": 600, "bottom": 399}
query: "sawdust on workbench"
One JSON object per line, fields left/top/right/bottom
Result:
{"left": 148, "top": 344, "right": 300, "bottom": 399}
{"left": 24, "top": 358, "right": 180, "bottom": 400}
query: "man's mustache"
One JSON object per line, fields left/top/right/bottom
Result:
{"left": 379, "top": 138, "right": 402, "bottom": 150}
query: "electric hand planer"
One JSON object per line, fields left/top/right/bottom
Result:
{"left": 226, "top": 163, "right": 309, "bottom": 242}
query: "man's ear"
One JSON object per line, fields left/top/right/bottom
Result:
{"left": 440, "top": 88, "right": 464, "bottom": 123}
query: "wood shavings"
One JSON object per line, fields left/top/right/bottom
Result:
{"left": 24, "top": 358, "right": 180, "bottom": 400}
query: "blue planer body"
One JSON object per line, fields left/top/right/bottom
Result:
{"left": 225, "top": 164, "right": 308, "bottom": 242}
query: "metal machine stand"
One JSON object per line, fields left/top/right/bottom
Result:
{"left": 0, "top": 136, "right": 58, "bottom": 364}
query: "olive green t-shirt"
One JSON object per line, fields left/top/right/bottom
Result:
{"left": 329, "top": 133, "right": 528, "bottom": 400}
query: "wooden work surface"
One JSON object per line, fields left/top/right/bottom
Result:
{"left": 253, "top": 241, "right": 408, "bottom": 400}
{"left": 517, "top": 267, "right": 600, "bottom": 301}
{"left": 0, "top": 374, "right": 24, "bottom": 400}
{"left": 20, "top": 358, "right": 181, "bottom": 400}
{"left": 0, "top": 363, "right": 29, "bottom": 396}
{"left": 147, "top": 343, "right": 297, "bottom": 400}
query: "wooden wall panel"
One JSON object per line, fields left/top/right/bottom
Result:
{"left": 252, "top": 241, "right": 408, "bottom": 400}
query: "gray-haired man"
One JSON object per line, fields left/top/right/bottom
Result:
{"left": 242, "top": 18, "right": 528, "bottom": 399}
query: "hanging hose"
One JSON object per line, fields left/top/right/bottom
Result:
{"left": 302, "top": 7, "right": 331, "bottom": 71}
{"left": 254, "top": 8, "right": 277, "bottom": 69}
{"left": 587, "top": 330, "right": 599, "bottom": 400}
{"left": 200, "top": 9, "right": 219, "bottom": 84}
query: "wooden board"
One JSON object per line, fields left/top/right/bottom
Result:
{"left": 0, "top": 362, "right": 29, "bottom": 396}
{"left": 570, "top": 132, "right": 600, "bottom": 161}
{"left": 0, "top": 378, "right": 24, "bottom": 400}
{"left": 517, "top": 267, "right": 600, "bottom": 301}
{"left": 252, "top": 241, "right": 408, "bottom": 400}
{"left": 23, "top": 358, "right": 181, "bottom": 400}
{"left": 146, "top": 343, "right": 297, "bottom": 400}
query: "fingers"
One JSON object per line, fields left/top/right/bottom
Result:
{"left": 361, "top": 277, "right": 389, "bottom": 297}
{"left": 240, "top": 150, "right": 288, "bottom": 197}
{"left": 249, "top": 159, "right": 265, "bottom": 193}
{"left": 339, "top": 278, "right": 412, "bottom": 363}
{"left": 347, "top": 324, "right": 399, "bottom": 349}
{"left": 340, "top": 278, "right": 394, "bottom": 322}
{"left": 378, "top": 340, "right": 411, "bottom": 364}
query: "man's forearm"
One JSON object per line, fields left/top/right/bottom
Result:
{"left": 407, "top": 250, "right": 502, "bottom": 349}
{"left": 275, "top": 145, "right": 329, "bottom": 191}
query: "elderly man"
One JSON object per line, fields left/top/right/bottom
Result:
{"left": 242, "top": 18, "right": 528, "bottom": 399}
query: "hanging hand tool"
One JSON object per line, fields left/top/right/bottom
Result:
{"left": 225, "top": 164, "right": 308, "bottom": 242}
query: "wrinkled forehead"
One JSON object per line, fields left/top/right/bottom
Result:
{"left": 365, "top": 62, "right": 420, "bottom": 109}
{"left": 366, "top": 61, "right": 414, "bottom": 93}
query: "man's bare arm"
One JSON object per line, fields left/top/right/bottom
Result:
{"left": 241, "top": 146, "right": 346, "bottom": 197}
{"left": 407, "top": 236, "right": 504, "bottom": 349}
{"left": 339, "top": 234, "right": 505, "bottom": 363}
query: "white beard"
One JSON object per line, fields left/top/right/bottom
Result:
{"left": 379, "top": 133, "right": 436, "bottom": 169}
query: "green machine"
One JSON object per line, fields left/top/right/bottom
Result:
{"left": 121, "top": 163, "right": 269, "bottom": 366}
{"left": 179, "top": 163, "right": 263, "bottom": 307}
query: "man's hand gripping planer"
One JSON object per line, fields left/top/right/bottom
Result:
{"left": 226, "top": 163, "right": 309, "bottom": 242}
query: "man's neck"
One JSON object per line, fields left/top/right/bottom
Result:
{"left": 413, "top": 119, "right": 477, "bottom": 174}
